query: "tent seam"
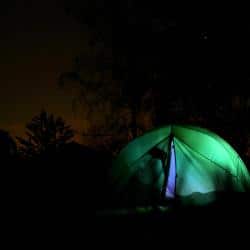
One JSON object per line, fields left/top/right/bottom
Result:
{"left": 174, "top": 137, "right": 240, "bottom": 180}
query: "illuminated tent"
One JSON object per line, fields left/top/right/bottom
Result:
{"left": 111, "top": 125, "right": 250, "bottom": 206}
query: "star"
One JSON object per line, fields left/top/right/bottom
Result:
{"left": 201, "top": 32, "right": 208, "bottom": 40}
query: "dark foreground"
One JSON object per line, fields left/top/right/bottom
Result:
{"left": 95, "top": 194, "right": 250, "bottom": 246}
{"left": 2, "top": 192, "right": 250, "bottom": 247}
{"left": 2, "top": 162, "right": 250, "bottom": 246}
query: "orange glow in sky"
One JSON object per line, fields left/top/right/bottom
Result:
{"left": 0, "top": 1, "right": 89, "bottom": 142}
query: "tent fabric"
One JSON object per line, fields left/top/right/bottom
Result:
{"left": 111, "top": 125, "right": 250, "bottom": 205}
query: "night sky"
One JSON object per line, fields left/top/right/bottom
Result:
{"left": 0, "top": 1, "right": 88, "bottom": 140}
{"left": 1, "top": 1, "right": 250, "bottom": 140}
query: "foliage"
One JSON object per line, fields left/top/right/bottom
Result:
{"left": 0, "top": 129, "right": 17, "bottom": 158}
{"left": 16, "top": 111, "right": 74, "bottom": 158}
{"left": 60, "top": 2, "right": 250, "bottom": 160}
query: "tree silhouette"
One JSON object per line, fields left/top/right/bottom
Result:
{"left": 16, "top": 111, "right": 74, "bottom": 159}
{"left": 58, "top": 51, "right": 155, "bottom": 155}
{"left": 59, "top": 1, "right": 250, "bottom": 159}
{"left": 0, "top": 129, "right": 17, "bottom": 159}
{"left": 58, "top": 8, "right": 156, "bottom": 152}
{"left": 61, "top": 2, "right": 158, "bottom": 139}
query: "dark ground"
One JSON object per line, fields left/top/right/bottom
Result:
{"left": 95, "top": 201, "right": 250, "bottom": 247}
{"left": 2, "top": 168, "right": 250, "bottom": 246}
{"left": 1, "top": 146, "right": 249, "bottom": 246}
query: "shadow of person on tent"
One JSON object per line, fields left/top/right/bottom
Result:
{"left": 149, "top": 147, "right": 172, "bottom": 211}
{"left": 149, "top": 143, "right": 181, "bottom": 213}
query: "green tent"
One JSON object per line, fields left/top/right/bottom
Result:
{"left": 111, "top": 125, "right": 250, "bottom": 206}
